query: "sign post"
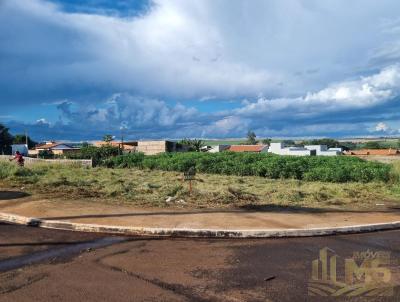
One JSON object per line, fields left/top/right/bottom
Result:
{"left": 183, "top": 166, "right": 196, "bottom": 195}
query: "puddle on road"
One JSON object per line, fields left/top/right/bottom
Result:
{"left": 0, "top": 236, "right": 127, "bottom": 273}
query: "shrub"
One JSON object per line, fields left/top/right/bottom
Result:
{"left": 364, "top": 141, "right": 382, "bottom": 149}
{"left": 66, "top": 145, "right": 119, "bottom": 166}
{"left": 0, "top": 162, "right": 39, "bottom": 179}
{"left": 104, "top": 152, "right": 145, "bottom": 168}
{"left": 38, "top": 150, "right": 54, "bottom": 159}
{"left": 102, "top": 152, "right": 392, "bottom": 183}
{"left": 0, "top": 162, "right": 17, "bottom": 179}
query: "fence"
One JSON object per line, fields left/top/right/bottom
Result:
{"left": 0, "top": 155, "right": 92, "bottom": 168}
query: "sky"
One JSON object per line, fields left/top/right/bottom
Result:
{"left": 1, "top": 0, "right": 400, "bottom": 141}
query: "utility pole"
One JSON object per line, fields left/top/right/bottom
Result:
{"left": 120, "top": 126, "right": 126, "bottom": 155}
{"left": 0, "top": 128, "right": 4, "bottom": 155}
{"left": 121, "top": 129, "right": 124, "bottom": 154}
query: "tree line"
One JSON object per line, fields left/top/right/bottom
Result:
{"left": 0, "top": 123, "right": 37, "bottom": 154}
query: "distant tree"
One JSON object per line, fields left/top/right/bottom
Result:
{"left": 13, "top": 134, "right": 37, "bottom": 149}
{"left": 103, "top": 134, "right": 114, "bottom": 143}
{"left": 246, "top": 131, "right": 258, "bottom": 145}
{"left": 282, "top": 140, "right": 296, "bottom": 146}
{"left": 261, "top": 138, "right": 272, "bottom": 145}
{"left": 397, "top": 139, "right": 400, "bottom": 148}
{"left": 38, "top": 149, "right": 54, "bottom": 159}
{"left": 364, "top": 141, "right": 382, "bottom": 149}
{"left": 179, "top": 138, "right": 204, "bottom": 152}
{"left": 0, "top": 123, "right": 13, "bottom": 155}
{"left": 301, "top": 138, "right": 360, "bottom": 150}
{"left": 339, "top": 142, "right": 357, "bottom": 151}
{"left": 66, "top": 145, "right": 120, "bottom": 166}
{"left": 301, "top": 138, "right": 340, "bottom": 148}
{"left": 312, "top": 139, "right": 340, "bottom": 148}
{"left": 81, "top": 142, "right": 90, "bottom": 148}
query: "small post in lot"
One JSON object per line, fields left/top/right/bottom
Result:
{"left": 183, "top": 166, "right": 196, "bottom": 195}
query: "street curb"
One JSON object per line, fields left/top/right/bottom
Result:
{"left": 1, "top": 212, "right": 400, "bottom": 238}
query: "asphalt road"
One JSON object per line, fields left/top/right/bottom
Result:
{"left": 0, "top": 223, "right": 399, "bottom": 302}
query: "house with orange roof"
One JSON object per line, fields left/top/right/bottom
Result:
{"left": 29, "top": 141, "right": 80, "bottom": 156}
{"left": 228, "top": 145, "right": 269, "bottom": 153}
{"left": 344, "top": 149, "right": 400, "bottom": 156}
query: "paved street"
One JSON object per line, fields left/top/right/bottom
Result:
{"left": 0, "top": 223, "right": 399, "bottom": 302}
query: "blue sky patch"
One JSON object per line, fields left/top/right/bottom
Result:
{"left": 1, "top": 0, "right": 400, "bottom": 141}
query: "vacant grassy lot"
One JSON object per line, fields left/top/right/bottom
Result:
{"left": 1, "top": 161, "right": 400, "bottom": 210}
{"left": 104, "top": 152, "right": 392, "bottom": 183}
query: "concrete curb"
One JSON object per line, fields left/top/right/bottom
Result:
{"left": 1, "top": 212, "right": 400, "bottom": 238}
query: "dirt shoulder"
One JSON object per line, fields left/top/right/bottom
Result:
{"left": 1, "top": 164, "right": 400, "bottom": 212}
{"left": 1, "top": 191, "right": 400, "bottom": 231}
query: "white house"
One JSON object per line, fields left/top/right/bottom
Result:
{"left": 202, "top": 145, "right": 231, "bottom": 153}
{"left": 268, "top": 143, "right": 342, "bottom": 156}
{"left": 268, "top": 142, "right": 314, "bottom": 156}
{"left": 328, "top": 147, "right": 343, "bottom": 153}
{"left": 304, "top": 145, "right": 342, "bottom": 156}
{"left": 11, "top": 144, "right": 28, "bottom": 156}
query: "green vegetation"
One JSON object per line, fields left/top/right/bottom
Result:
{"left": 298, "top": 138, "right": 400, "bottom": 151}
{"left": 281, "top": 139, "right": 296, "bottom": 146}
{"left": 65, "top": 145, "right": 120, "bottom": 166}
{"left": 261, "top": 138, "right": 272, "bottom": 145}
{"left": 0, "top": 124, "right": 13, "bottom": 154}
{"left": 203, "top": 139, "right": 245, "bottom": 146}
{"left": 179, "top": 138, "right": 204, "bottom": 152}
{"left": 364, "top": 141, "right": 382, "bottom": 149}
{"left": 12, "top": 134, "right": 37, "bottom": 149}
{"left": 245, "top": 131, "right": 258, "bottom": 145}
{"left": 203, "top": 138, "right": 400, "bottom": 150}
{"left": 299, "top": 138, "right": 359, "bottom": 151}
{"left": 103, "top": 152, "right": 392, "bottom": 183}
{"left": 1, "top": 161, "right": 399, "bottom": 209}
{"left": 38, "top": 149, "right": 55, "bottom": 159}
{"left": 103, "top": 134, "right": 114, "bottom": 143}
{"left": 1, "top": 123, "right": 38, "bottom": 154}
{"left": 356, "top": 140, "right": 400, "bottom": 150}
{"left": 301, "top": 138, "right": 341, "bottom": 148}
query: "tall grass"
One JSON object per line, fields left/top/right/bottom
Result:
{"left": 103, "top": 152, "right": 392, "bottom": 183}
{"left": 390, "top": 160, "right": 400, "bottom": 184}
{"left": 386, "top": 160, "right": 400, "bottom": 198}
{"left": 1, "top": 160, "right": 399, "bottom": 208}
{"left": 0, "top": 161, "right": 19, "bottom": 179}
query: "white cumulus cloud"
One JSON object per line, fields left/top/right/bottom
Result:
{"left": 375, "top": 122, "right": 389, "bottom": 132}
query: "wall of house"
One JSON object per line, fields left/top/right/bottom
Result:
{"left": 51, "top": 149, "right": 80, "bottom": 155}
{"left": 28, "top": 149, "right": 39, "bottom": 156}
{"left": 0, "top": 155, "right": 92, "bottom": 167}
{"left": 318, "top": 150, "right": 341, "bottom": 156}
{"left": 269, "top": 143, "right": 313, "bottom": 156}
{"left": 304, "top": 145, "right": 341, "bottom": 156}
{"left": 209, "top": 145, "right": 231, "bottom": 153}
{"left": 305, "top": 145, "right": 327, "bottom": 152}
{"left": 137, "top": 141, "right": 171, "bottom": 155}
{"left": 269, "top": 143, "right": 285, "bottom": 154}
{"left": 285, "top": 149, "right": 313, "bottom": 156}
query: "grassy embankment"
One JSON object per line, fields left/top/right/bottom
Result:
{"left": 1, "top": 153, "right": 400, "bottom": 210}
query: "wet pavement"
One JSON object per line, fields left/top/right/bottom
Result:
{"left": 0, "top": 223, "right": 399, "bottom": 301}
{"left": 0, "top": 222, "right": 107, "bottom": 261}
